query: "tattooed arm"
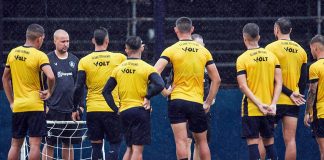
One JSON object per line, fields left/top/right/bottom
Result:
{"left": 304, "top": 81, "right": 318, "bottom": 127}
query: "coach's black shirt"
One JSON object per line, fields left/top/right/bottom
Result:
{"left": 46, "top": 51, "right": 79, "bottom": 113}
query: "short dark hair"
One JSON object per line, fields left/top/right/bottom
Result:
{"left": 275, "top": 17, "right": 292, "bottom": 34}
{"left": 242, "top": 23, "right": 259, "bottom": 39}
{"left": 94, "top": 27, "right": 109, "bottom": 45}
{"left": 192, "top": 34, "right": 203, "bottom": 40}
{"left": 26, "top": 24, "right": 44, "bottom": 41}
{"left": 176, "top": 17, "right": 192, "bottom": 33}
{"left": 125, "top": 36, "right": 143, "bottom": 50}
{"left": 310, "top": 34, "right": 324, "bottom": 45}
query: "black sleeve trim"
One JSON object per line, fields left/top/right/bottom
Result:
{"left": 237, "top": 70, "right": 247, "bottom": 76}
{"left": 275, "top": 65, "right": 281, "bottom": 68}
{"left": 309, "top": 79, "right": 319, "bottom": 83}
{"left": 73, "top": 71, "right": 86, "bottom": 111}
{"left": 160, "top": 56, "right": 170, "bottom": 62}
{"left": 205, "top": 60, "right": 215, "bottom": 66}
{"left": 298, "top": 63, "right": 307, "bottom": 94}
{"left": 40, "top": 63, "right": 50, "bottom": 70}
{"left": 5, "top": 65, "right": 9, "bottom": 68}
{"left": 282, "top": 85, "right": 293, "bottom": 96}
{"left": 102, "top": 77, "right": 119, "bottom": 112}
{"left": 146, "top": 72, "right": 165, "bottom": 99}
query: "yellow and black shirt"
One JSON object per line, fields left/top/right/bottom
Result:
{"left": 309, "top": 59, "right": 324, "bottom": 118}
{"left": 160, "top": 40, "right": 214, "bottom": 104}
{"left": 102, "top": 58, "right": 164, "bottom": 112}
{"left": 76, "top": 51, "right": 126, "bottom": 112}
{"left": 5, "top": 46, "right": 49, "bottom": 112}
{"left": 236, "top": 48, "right": 280, "bottom": 116}
{"left": 266, "top": 40, "right": 307, "bottom": 105}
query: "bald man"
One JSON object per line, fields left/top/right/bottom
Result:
{"left": 42, "top": 29, "right": 82, "bottom": 160}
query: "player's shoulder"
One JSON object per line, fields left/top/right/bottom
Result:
{"left": 265, "top": 40, "right": 280, "bottom": 49}
{"left": 310, "top": 60, "right": 322, "bottom": 69}
{"left": 111, "top": 52, "right": 127, "bottom": 59}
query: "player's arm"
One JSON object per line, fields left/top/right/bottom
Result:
{"left": 154, "top": 58, "right": 169, "bottom": 74}
{"left": 102, "top": 77, "right": 119, "bottom": 112}
{"left": 40, "top": 65, "right": 55, "bottom": 100}
{"left": 205, "top": 63, "right": 221, "bottom": 107}
{"left": 269, "top": 67, "right": 283, "bottom": 114}
{"left": 146, "top": 73, "right": 165, "bottom": 99}
{"left": 298, "top": 63, "right": 307, "bottom": 94}
{"left": 2, "top": 67, "right": 14, "bottom": 110}
{"left": 73, "top": 71, "right": 86, "bottom": 111}
{"left": 304, "top": 81, "right": 318, "bottom": 127}
{"left": 237, "top": 73, "right": 268, "bottom": 115}
{"left": 74, "top": 59, "right": 85, "bottom": 110}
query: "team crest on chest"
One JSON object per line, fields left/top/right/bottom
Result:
{"left": 69, "top": 61, "right": 75, "bottom": 68}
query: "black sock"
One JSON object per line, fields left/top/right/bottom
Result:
{"left": 106, "top": 142, "right": 121, "bottom": 160}
{"left": 179, "top": 158, "right": 188, "bottom": 160}
{"left": 91, "top": 143, "right": 103, "bottom": 160}
{"left": 248, "top": 144, "right": 260, "bottom": 160}
{"left": 265, "top": 144, "right": 277, "bottom": 160}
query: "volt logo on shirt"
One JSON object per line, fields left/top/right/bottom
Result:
{"left": 284, "top": 47, "right": 298, "bottom": 53}
{"left": 121, "top": 68, "right": 136, "bottom": 74}
{"left": 182, "top": 47, "right": 198, "bottom": 52}
{"left": 94, "top": 61, "right": 110, "bottom": 66}
{"left": 14, "top": 55, "right": 27, "bottom": 61}
{"left": 253, "top": 57, "right": 268, "bottom": 62}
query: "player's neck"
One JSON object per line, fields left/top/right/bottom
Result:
{"left": 95, "top": 45, "right": 107, "bottom": 52}
{"left": 317, "top": 53, "right": 324, "bottom": 60}
{"left": 246, "top": 42, "right": 259, "bottom": 50}
{"left": 24, "top": 41, "right": 37, "bottom": 48}
{"left": 55, "top": 50, "right": 68, "bottom": 59}
{"left": 128, "top": 53, "right": 141, "bottom": 59}
{"left": 177, "top": 34, "right": 192, "bottom": 41}
{"left": 277, "top": 34, "right": 290, "bottom": 40}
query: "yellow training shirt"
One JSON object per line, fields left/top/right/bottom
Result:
{"left": 265, "top": 40, "right": 307, "bottom": 105}
{"left": 160, "top": 40, "right": 214, "bottom": 104}
{"left": 309, "top": 59, "right": 324, "bottom": 118}
{"left": 111, "top": 59, "right": 157, "bottom": 112}
{"left": 236, "top": 48, "right": 280, "bottom": 116}
{"left": 5, "top": 46, "right": 49, "bottom": 112}
{"left": 78, "top": 51, "right": 126, "bottom": 112}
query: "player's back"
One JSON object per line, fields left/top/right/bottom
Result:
{"left": 78, "top": 51, "right": 126, "bottom": 112}
{"left": 112, "top": 59, "right": 157, "bottom": 112}
{"left": 5, "top": 46, "right": 49, "bottom": 112}
{"left": 161, "top": 40, "right": 214, "bottom": 104}
{"left": 309, "top": 59, "right": 324, "bottom": 118}
{"left": 236, "top": 48, "right": 280, "bottom": 116}
{"left": 266, "top": 40, "right": 307, "bottom": 104}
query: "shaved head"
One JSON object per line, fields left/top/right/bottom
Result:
{"left": 53, "top": 29, "right": 69, "bottom": 40}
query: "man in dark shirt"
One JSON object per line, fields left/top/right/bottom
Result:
{"left": 42, "top": 29, "right": 83, "bottom": 160}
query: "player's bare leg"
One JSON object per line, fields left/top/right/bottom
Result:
{"left": 282, "top": 116, "right": 298, "bottom": 160}
{"left": 316, "top": 138, "right": 324, "bottom": 160}
{"left": 29, "top": 137, "right": 42, "bottom": 160}
{"left": 171, "top": 122, "right": 188, "bottom": 159}
{"left": 42, "top": 143, "right": 54, "bottom": 160}
{"left": 123, "top": 147, "right": 132, "bottom": 160}
{"left": 187, "top": 138, "right": 192, "bottom": 160}
{"left": 8, "top": 138, "right": 24, "bottom": 160}
{"left": 193, "top": 143, "right": 200, "bottom": 160}
{"left": 130, "top": 145, "right": 143, "bottom": 160}
{"left": 258, "top": 137, "right": 266, "bottom": 160}
{"left": 193, "top": 131, "right": 210, "bottom": 160}
{"left": 62, "top": 143, "right": 74, "bottom": 160}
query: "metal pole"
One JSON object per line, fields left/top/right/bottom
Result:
{"left": 154, "top": 0, "right": 165, "bottom": 61}
{"left": 317, "top": 0, "right": 322, "bottom": 34}
{"left": 131, "top": 0, "right": 137, "bottom": 36}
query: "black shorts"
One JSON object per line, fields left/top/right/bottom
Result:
{"left": 45, "top": 109, "right": 82, "bottom": 145}
{"left": 187, "top": 112, "right": 212, "bottom": 142}
{"left": 12, "top": 111, "right": 46, "bottom": 138}
{"left": 274, "top": 105, "right": 299, "bottom": 124}
{"left": 312, "top": 118, "right": 324, "bottom": 138}
{"left": 86, "top": 112, "right": 122, "bottom": 143}
{"left": 242, "top": 116, "right": 275, "bottom": 139}
{"left": 120, "top": 107, "right": 151, "bottom": 146}
{"left": 168, "top": 99, "right": 208, "bottom": 133}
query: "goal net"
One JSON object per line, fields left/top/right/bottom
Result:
{"left": 20, "top": 120, "right": 106, "bottom": 160}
